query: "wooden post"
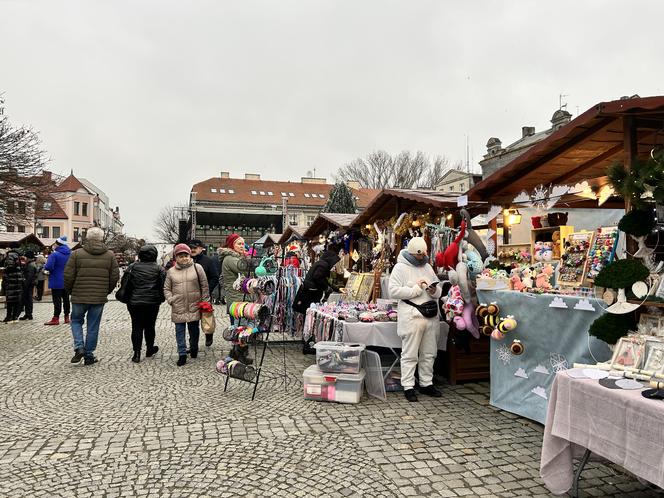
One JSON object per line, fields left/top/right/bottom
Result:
{"left": 490, "top": 216, "right": 498, "bottom": 257}
{"left": 623, "top": 116, "right": 638, "bottom": 256}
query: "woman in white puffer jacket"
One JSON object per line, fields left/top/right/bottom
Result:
{"left": 388, "top": 237, "right": 442, "bottom": 402}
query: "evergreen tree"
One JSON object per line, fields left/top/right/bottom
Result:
{"left": 324, "top": 182, "right": 357, "bottom": 213}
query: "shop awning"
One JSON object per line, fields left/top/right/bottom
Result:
{"left": 278, "top": 226, "right": 307, "bottom": 245}
{"left": 468, "top": 96, "right": 664, "bottom": 206}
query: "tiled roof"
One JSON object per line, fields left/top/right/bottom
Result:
{"left": 52, "top": 174, "right": 94, "bottom": 194}
{"left": 192, "top": 178, "right": 379, "bottom": 208}
{"left": 35, "top": 195, "right": 68, "bottom": 220}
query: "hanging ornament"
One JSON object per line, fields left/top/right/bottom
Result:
{"left": 631, "top": 281, "right": 649, "bottom": 299}
{"left": 602, "top": 289, "right": 617, "bottom": 305}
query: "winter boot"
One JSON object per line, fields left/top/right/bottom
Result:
{"left": 19, "top": 315, "right": 33, "bottom": 321}
{"left": 44, "top": 317, "right": 60, "bottom": 326}
{"left": 132, "top": 351, "right": 141, "bottom": 363}
{"left": 205, "top": 334, "right": 214, "bottom": 347}
{"left": 146, "top": 346, "right": 159, "bottom": 357}
{"left": 71, "top": 348, "right": 85, "bottom": 363}
{"left": 177, "top": 355, "right": 187, "bottom": 366}
{"left": 64, "top": 315, "right": 70, "bottom": 324}
{"left": 404, "top": 389, "right": 418, "bottom": 402}
{"left": 418, "top": 385, "right": 442, "bottom": 397}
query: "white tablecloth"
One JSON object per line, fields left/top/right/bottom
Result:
{"left": 540, "top": 372, "right": 664, "bottom": 495}
{"left": 341, "top": 320, "right": 449, "bottom": 350}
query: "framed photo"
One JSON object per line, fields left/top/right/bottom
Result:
{"left": 643, "top": 339, "right": 664, "bottom": 372}
{"left": 610, "top": 336, "right": 646, "bottom": 370}
{"left": 639, "top": 313, "right": 663, "bottom": 336}
{"left": 354, "top": 273, "right": 375, "bottom": 302}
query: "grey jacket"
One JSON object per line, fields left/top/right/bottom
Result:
{"left": 164, "top": 262, "right": 210, "bottom": 323}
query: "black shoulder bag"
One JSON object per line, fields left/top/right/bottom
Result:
{"left": 115, "top": 265, "right": 133, "bottom": 304}
{"left": 403, "top": 299, "right": 439, "bottom": 318}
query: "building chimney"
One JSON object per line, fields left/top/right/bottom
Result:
{"left": 550, "top": 110, "right": 572, "bottom": 131}
{"left": 485, "top": 137, "right": 502, "bottom": 156}
{"left": 301, "top": 177, "right": 327, "bottom": 184}
{"left": 347, "top": 181, "right": 360, "bottom": 190}
{"left": 244, "top": 173, "right": 260, "bottom": 180}
{"left": 220, "top": 171, "right": 230, "bottom": 179}
{"left": 521, "top": 126, "right": 535, "bottom": 138}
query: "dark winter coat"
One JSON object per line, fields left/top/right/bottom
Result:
{"left": 193, "top": 252, "right": 219, "bottom": 291}
{"left": 292, "top": 249, "right": 340, "bottom": 314}
{"left": 22, "top": 261, "right": 38, "bottom": 289}
{"left": 64, "top": 239, "right": 120, "bottom": 304}
{"left": 44, "top": 244, "right": 71, "bottom": 290}
{"left": 1, "top": 253, "right": 24, "bottom": 303}
{"left": 128, "top": 245, "right": 166, "bottom": 306}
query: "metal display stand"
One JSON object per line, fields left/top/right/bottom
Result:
{"left": 222, "top": 258, "right": 289, "bottom": 401}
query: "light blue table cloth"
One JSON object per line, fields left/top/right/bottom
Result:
{"left": 476, "top": 290, "right": 612, "bottom": 424}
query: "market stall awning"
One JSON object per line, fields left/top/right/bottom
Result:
{"left": 352, "top": 188, "right": 486, "bottom": 227}
{"left": 278, "top": 226, "right": 307, "bottom": 245}
{"left": 468, "top": 96, "right": 664, "bottom": 205}
{"left": 303, "top": 212, "right": 358, "bottom": 239}
{"left": 253, "top": 233, "right": 281, "bottom": 248}
{"left": 0, "top": 233, "right": 45, "bottom": 249}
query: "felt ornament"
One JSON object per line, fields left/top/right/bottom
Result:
{"left": 441, "top": 220, "right": 466, "bottom": 270}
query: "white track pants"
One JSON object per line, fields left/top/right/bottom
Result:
{"left": 399, "top": 316, "right": 439, "bottom": 390}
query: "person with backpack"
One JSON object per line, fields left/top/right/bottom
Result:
{"left": 19, "top": 251, "right": 38, "bottom": 320}
{"left": 1, "top": 251, "right": 24, "bottom": 323}
{"left": 122, "top": 245, "right": 166, "bottom": 363}
{"left": 163, "top": 243, "right": 210, "bottom": 366}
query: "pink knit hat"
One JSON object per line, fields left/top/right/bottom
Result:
{"left": 173, "top": 243, "right": 191, "bottom": 256}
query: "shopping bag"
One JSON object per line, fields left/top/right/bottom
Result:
{"left": 201, "top": 310, "right": 216, "bottom": 335}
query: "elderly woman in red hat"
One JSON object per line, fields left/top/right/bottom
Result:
{"left": 219, "top": 233, "right": 252, "bottom": 325}
{"left": 164, "top": 243, "right": 210, "bottom": 366}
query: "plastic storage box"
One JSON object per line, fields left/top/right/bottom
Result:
{"left": 313, "top": 341, "right": 365, "bottom": 374}
{"left": 303, "top": 365, "right": 365, "bottom": 404}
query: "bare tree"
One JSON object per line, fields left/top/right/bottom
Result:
{"left": 0, "top": 95, "right": 50, "bottom": 228}
{"left": 154, "top": 205, "right": 185, "bottom": 243}
{"left": 335, "top": 150, "right": 457, "bottom": 189}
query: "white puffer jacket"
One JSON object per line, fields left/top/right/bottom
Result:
{"left": 388, "top": 250, "right": 442, "bottom": 321}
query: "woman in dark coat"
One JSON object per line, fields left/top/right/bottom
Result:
{"left": 1, "top": 251, "right": 24, "bottom": 323}
{"left": 126, "top": 245, "right": 166, "bottom": 363}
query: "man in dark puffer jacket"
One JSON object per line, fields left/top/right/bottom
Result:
{"left": 126, "top": 245, "right": 166, "bottom": 363}
{"left": 1, "top": 251, "right": 24, "bottom": 323}
{"left": 64, "top": 227, "right": 120, "bottom": 365}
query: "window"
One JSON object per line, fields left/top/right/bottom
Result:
{"left": 228, "top": 189, "right": 235, "bottom": 194}
{"left": 6, "top": 201, "right": 15, "bottom": 214}
{"left": 43, "top": 201, "right": 52, "bottom": 210}
{"left": 73, "top": 227, "right": 80, "bottom": 242}
{"left": 307, "top": 215, "right": 316, "bottom": 226}
{"left": 267, "top": 191, "right": 273, "bottom": 195}
{"left": 6, "top": 225, "right": 14, "bottom": 232}
{"left": 288, "top": 192, "right": 294, "bottom": 197}
{"left": 18, "top": 202, "right": 26, "bottom": 214}
{"left": 52, "top": 226, "right": 61, "bottom": 238}
{"left": 42, "top": 226, "right": 50, "bottom": 238}
{"left": 288, "top": 214, "right": 298, "bottom": 226}
{"left": 74, "top": 201, "right": 80, "bottom": 215}
{"left": 319, "top": 194, "right": 325, "bottom": 198}
{"left": 304, "top": 193, "right": 310, "bottom": 198}
{"left": 82, "top": 203, "right": 88, "bottom": 216}
{"left": 251, "top": 190, "right": 257, "bottom": 195}
{"left": 17, "top": 225, "right": 25, "bottom": 233}
{"left": 259, "top": 191, "right": 265, "bottom": 195}
{"left": 449, "top": 186, "right": 454, "bottom": 191}
{"left": 219, "top": 188, "right": 226, "bottom": 193}
{"left": 211, "top": 188, "right": 217, "bottom": 193}
{"left": 281, "top": 192, "right": 287, "bottom": 197}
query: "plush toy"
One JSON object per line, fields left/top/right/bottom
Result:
{"left": 521, "top": 267, "right": 534, "bottom": 288}
{"left": 446, "top": 265, "right": 480, "bottom": 338}
{"left": 460, "top": 208, "right": 489, "bottom": 261}
{"left": 491, "top": 315, "right": 517, "bottom": 340}
{"left": 541, "top": 242, "right": 553, "bottom": 262}
{"left": 464, "top": 245, "right": 485, "bottom": 280}
{"left": 552, "top": 231, "right": 561, "bottom": 259}
{"left": 476, "top": 302, "right": 500, "bottom": 336}
{"left": 510, "top": 274, "right": 524, "bottom": 291}
{"left": 440, "top": 220, "right": 466, "bottom": 270}
{"left": 535, "top": 264, "right": 554, "bottom": 290}
{"left": 534, "top": 241, "right": 544, "bottom": 262}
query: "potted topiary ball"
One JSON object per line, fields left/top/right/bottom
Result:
{"left": 594, "top": 258, "right": 650, "bottom": 314}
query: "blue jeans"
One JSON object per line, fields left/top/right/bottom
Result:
{"left": 71, "top": 303, "right": 105, "bottom": 359}
{"left": 175, "top": 321, "right": 200, "bottom": 356}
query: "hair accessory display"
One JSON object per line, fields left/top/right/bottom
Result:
{"left": 216, "top": 357, "right": 256, "bottom": 381}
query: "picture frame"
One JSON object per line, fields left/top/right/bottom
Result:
{"left": 354, "top": 273, "right": 375, "bottom": 303}
{"left": 643, "top": 339, "right": 664, "bottom": 372}
{"left": 639, "top": 313, "right": 663, "bottom": 336}
{"left": 609, "top": 336, "right": 646, "bottom": 370}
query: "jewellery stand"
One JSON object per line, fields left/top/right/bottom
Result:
{"left": 223, "top": 254, "right": 289, "bottom": 401}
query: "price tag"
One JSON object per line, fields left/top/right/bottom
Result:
{"left": 456, "top": 195, "right": 468, "bottom": 207}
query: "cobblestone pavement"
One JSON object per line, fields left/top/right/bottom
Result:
{"left": 0, "top": 300, "right": 661, "bottom": 497}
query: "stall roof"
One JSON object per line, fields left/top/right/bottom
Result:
{"left": 253, "top": 233, "right": 282, "bottom": 247}
{"left": 468, "top": 96, "right": 664, "bottom": 205}
{"left": 303, "top": 212, "right": 357, "bottom": 239}
{"left": 353, "top": 188, "right": 485, "bottom": 227}
{"left": 0, "top": 233, "right": 45, "bottom": 249}
{"left": 278, "top": 226, "right": 307, "bottom": 245}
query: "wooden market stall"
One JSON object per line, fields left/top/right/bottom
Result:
{"left": 302, "top": 213, "right": 358, "bottom": 241}
{"left": 466, "top": 95, "right": 664, "bottom": 424}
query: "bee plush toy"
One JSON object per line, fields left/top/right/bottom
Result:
{"left": 476, "top": 303, "right": 500, "bottom": 336}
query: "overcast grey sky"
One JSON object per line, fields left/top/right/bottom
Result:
{"left": 2, "top": 0, "right": 663, "bottom": 237}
